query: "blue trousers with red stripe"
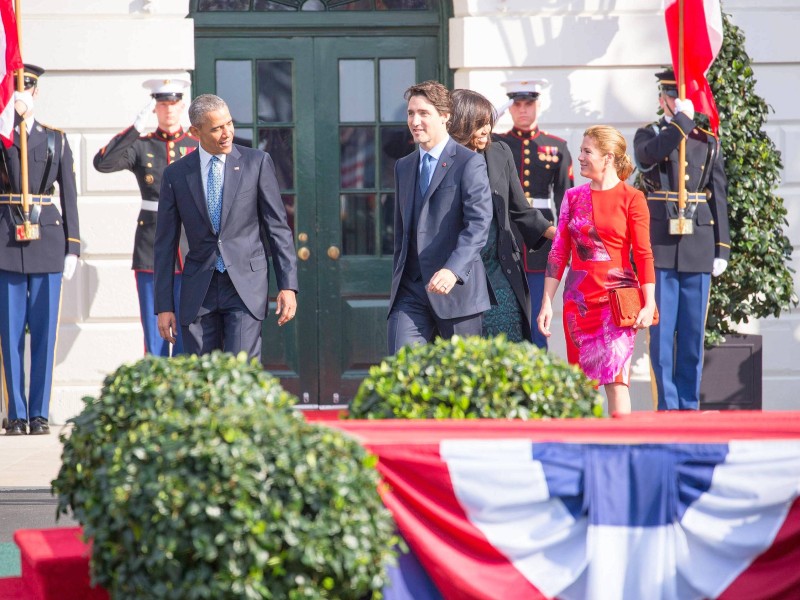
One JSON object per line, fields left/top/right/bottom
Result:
{"left": 650, "top": 268, "right": 711, "bottom": 410}
{"left": 0, "top": 271, "right": 61, "bottom": 421}
{"left": 135, "top": 271, "right": 183, "bottom": 357}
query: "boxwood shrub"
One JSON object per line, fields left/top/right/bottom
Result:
{"left": 53, "top": 352, "right": 398, "bottom": 599}
{"left": 348, "top": 335, "right": 604, "bottom": 420}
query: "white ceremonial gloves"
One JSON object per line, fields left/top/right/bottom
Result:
{"left": 712, "top": 258, "right": 728, "bottom": 277}
{"left": 63, "top": 254, "right": 78, "bottom": 280}
{"left": 133, "top": 98, "right": 156, "bottom": 133}
{"left": 14, "top": 90, "right": 34, "bottom": 114}
{"left": 674, "top": 98, "right": 695, "bottom": 121}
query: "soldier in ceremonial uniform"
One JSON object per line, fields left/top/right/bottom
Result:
{"left": 493, "top": 79, "right": 573, "bottom": 349}
{"left": 94, "top": 79, "right": 197, "bottom": 356}
{"left": 633, "top": 69, "right": 730, "bottom": 411}
{"left": 0, "top": 65, "right": 79, "bottom": 435}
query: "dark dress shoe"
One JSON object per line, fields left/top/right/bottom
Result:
{"left": 5, "top": 419, "right": 27, "bottom": 435}
{"left": 29, "top": 417, "right": 50, "bottom": 435}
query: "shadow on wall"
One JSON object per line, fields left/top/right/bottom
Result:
{"left": 56, "top": 238, "right": 99, "bottom": 367}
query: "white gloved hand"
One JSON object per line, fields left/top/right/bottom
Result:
{"left": 63, "top": 254, "right": 78, "bottom": 280}
{"left": 712, "top": 258, "right": 728, "bottom": 277}
{"left": 674, "top": 98, "right": 695, "bottom": 120}
{"left": 14, "top": 90, "right": 34, "bottom": 113}
{"left": 133, "top": 98, "right": 156, "bottom": 133}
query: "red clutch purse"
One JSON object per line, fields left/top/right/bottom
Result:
{"left": 609, "top": 287, "right": 659, "bottom": 328}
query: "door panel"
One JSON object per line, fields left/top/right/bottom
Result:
{"left": 194, "top": 34, "right": 438, "bottom": 403}
{"left": 194, "top": 38, "right": 317, "bottom": 400}
{"left": 314, "top": 37, "right": 437, "bottom": 404}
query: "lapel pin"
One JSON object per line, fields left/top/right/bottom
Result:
{"left": 234, "top": 166, "right": 240, "bottom": 171}
{"left": 441, "top": 162, "right": 447, "bottom": 168}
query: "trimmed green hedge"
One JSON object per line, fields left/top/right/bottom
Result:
{"left": 348, "top": 336, "right": 604, "bottom": 420}
{"left": 53, "top": 352, "right": 398, "bottom": 599}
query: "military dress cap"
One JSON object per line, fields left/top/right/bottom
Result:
{"left": 23, "top": 64, "right": 45, "bottom": 89}
{"left": 502, "top": 79, "right": 550, "bottom": 101}
{"left": 143, "top": 78, "right": 190, "bottom": 102}
{"left": 655, "top": 69, "right": 679, "bottom": 97}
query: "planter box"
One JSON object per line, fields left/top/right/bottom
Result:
{"left": 700, "top": 333, "right": 762, "bottom": 410}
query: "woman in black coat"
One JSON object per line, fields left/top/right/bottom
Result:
{"left": 449, "top": 89, "right": 555, "bottom": 341}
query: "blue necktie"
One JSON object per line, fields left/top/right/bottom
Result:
{"left": 419, "top": 153, "right": 434, "bottom": 196}
{"left": 207, "top": 156, "right": 225, "bottom": 272}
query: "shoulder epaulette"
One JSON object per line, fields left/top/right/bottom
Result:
{"left": 697, "top": 126, "right": 717, "bottom": 139}
{"left": 38, "top": 122, "right": 64, "bottom": 134}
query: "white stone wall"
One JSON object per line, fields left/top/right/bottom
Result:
{"left": 8, "top": 1, "right": 194, "bottom": 422}
{"left": 452, "top": 0, "right": 800, "bottom": 410}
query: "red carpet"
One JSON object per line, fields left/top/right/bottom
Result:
{"left": 4, "top": 528, "right": 107, "bottom": 599}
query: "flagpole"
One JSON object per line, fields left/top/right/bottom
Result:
{"left": 13, "top": 0, "right": 33, "bottom": 240}
{"left": 677, "top": 0, "right": 688, "bottom": 232}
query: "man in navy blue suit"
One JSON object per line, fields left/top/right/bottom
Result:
{"left": 154, "top": 94, "right": 297, "bottom": 360}
{"left": 387, "top": 80, "right": 492, "bottom": 354}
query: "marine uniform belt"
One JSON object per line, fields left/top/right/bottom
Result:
{"left": 647, "top": 191, "right": 707, "bottom": 203}
{"left": 141, "top": 200, "right": 159, "bottom": 212}
{"left": 529, "top": 197, "right": 551, "bottom": 209}
{"left": 0, "top": 193, "right": 54, "bottom": 205}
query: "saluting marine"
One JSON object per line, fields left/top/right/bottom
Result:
{"left": 493, "top": 79, "right": 574, "bottom": 349}
{"left": 1, "top": 65, "right": 79, "bottom": 436}
{"left": 633, "top": 69, "right": 731, "bottom": 411}
{"left": 94, "top": 78, "right": 197, "bottom": 356}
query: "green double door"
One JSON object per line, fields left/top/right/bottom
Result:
{"left": 194, "top": 36, "right": 437, "bottom": 405}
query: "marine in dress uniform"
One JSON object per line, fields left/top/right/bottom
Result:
{"left": 94, "top": 79, "right": 197, "bottom": 356}
{"left": 493, "top": 79, "right": 574, "bottom": 349}
{"left": 633, "top": 70, "right": 731, "bottom": 411}
{"left": 0, "top": 65, "right": 79, "bottom": 435}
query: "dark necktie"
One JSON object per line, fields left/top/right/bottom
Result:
{"left": 207, "top": 156, "right": 225, "bottom": 272}
{"left": 419, "top": 152, "right": 434, "bottom": 196}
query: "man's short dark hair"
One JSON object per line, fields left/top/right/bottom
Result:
{"left": 404, "top": 80, "right": 452, "bottom": 117}
{"left": 188, "top": 94, "right": 228, "bottom": 127}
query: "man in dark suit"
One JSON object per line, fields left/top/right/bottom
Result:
{"left": 154, "top": 94, "right": 297, "bottom": 360}
{"left": 0, "top": 65, "right": 79, "bottom": 435}
{"left": 94, "top": 78, "right": 198, "bottom": 357}
{"left": 493, "top": 79, "right": 574, "bottom": 349}
{"left": 388, "top": 80, "right": 493, "bottom": 354}
{"left": 634, "top": 69, "right": 730, "bottom": 410}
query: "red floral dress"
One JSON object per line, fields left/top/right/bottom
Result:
{"left": 546, "top": 182, "right": 655, "bottom": 385}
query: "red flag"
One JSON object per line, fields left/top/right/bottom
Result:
{"left": 664, "top": 0, "right": 723, "bottom": 133}
{"left": 0, "top": 0, "right": 22, "bottom": 148}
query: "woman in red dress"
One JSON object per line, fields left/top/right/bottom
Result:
{"left": 537, "top": 125, "right": 656, "bottom": 414}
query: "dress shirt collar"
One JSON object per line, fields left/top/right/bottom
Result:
{"left": 199, "top": 145, "right": 227, "bottom": 172}
{"left": 419, "top": 135, "right": 449, "bottom": 165}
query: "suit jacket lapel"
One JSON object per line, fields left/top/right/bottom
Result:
{"left": 400, "top": 154, "right": 418, "bottom": 233}
{"left": 220, "top": 145, "right": 242, "bottom": 231}
{"left": 185, "top": 152, "right": 213, "bottom": 231}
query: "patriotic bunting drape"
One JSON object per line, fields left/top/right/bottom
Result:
{"left": 328, "top": 413, "right": 800, "bottom": 600}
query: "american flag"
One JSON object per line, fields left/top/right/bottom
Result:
{"left": 0, "top": 0, "right": 22, "bottom": 147}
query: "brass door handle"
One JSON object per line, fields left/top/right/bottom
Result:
{"left": 297, "top": 247, "right": 310, "bottom": 261}
{"left": 327, "top": 246, "right": 341, "bottom": 260}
